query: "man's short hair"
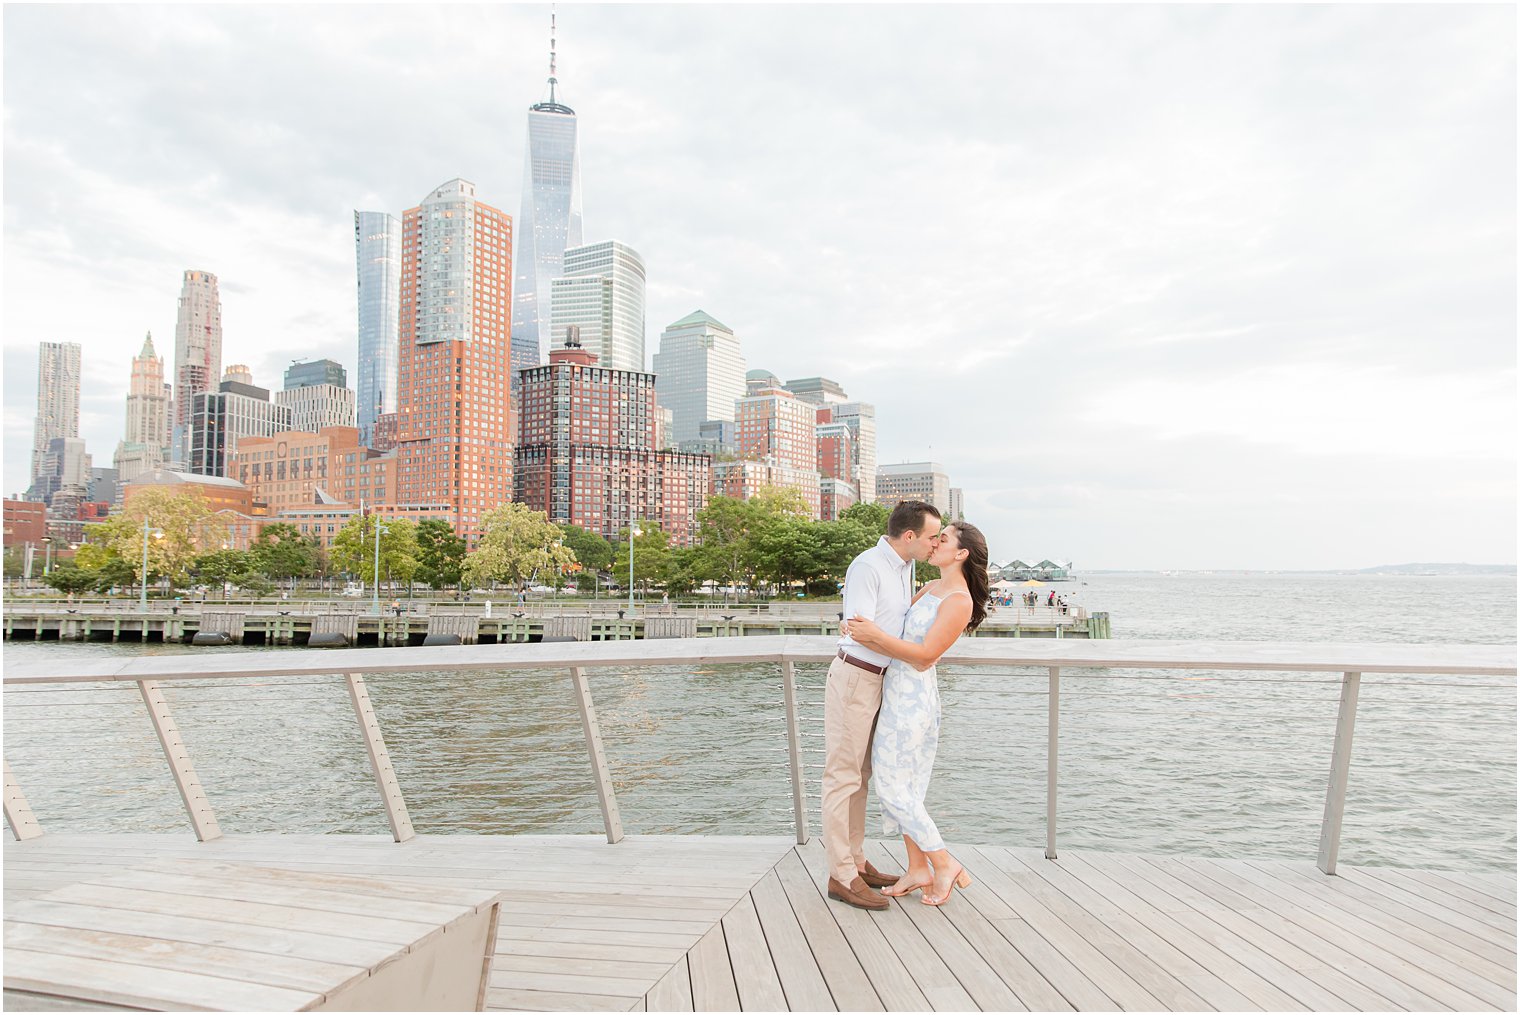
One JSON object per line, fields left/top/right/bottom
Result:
{"left": 887, "top": 500, "right": 942, "bottom": 539}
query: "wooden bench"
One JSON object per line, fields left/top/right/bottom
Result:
{"left": 3, "top": 859, "right": 500, "bottom": 1011}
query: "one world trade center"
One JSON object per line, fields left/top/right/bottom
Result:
{"left": 512, "top": 11, "right": 584, "bottom": 389}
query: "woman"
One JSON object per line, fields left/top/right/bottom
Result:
{"left": 843, "top": 522, "right": 992, "bottom": 906}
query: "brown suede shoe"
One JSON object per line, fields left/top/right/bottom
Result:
{"left": 859, "top": 861, "right": 897, "bottom": 889}
{"left": 827, "top": 875, "right": 890, "bottom": 910}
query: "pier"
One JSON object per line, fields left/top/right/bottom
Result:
{"left": 2, "top": 599, "right": 1111, "bottom": 645}
{"left": 4, "top": 638, "right": 1514, "bottom": 1011}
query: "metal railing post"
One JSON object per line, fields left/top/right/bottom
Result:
{"left": 570, "top": 666, "right": 624, "bottom": 843}
{"left": 781, "top": 660, "right": 808, "bottom": 844}
{"left": 1046, "top": 665, "right": 1059, "bottom": 859}
{"left": 1318, "top": 670, "right": 1361, "bottom": 875}
{"left": 345, "top": 673, "right": 415, "bottom": 842}
{"left": 4, "top": 759, "right": 43, "bottom": 841}
{"left": 138, "top": 680, "right": 221, "bottom": 841}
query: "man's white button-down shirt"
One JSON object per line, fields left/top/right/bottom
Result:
{"left": 837, "top": 536, "right": 914, "bottom": 669}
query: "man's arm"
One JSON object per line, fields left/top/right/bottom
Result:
{"left": 840, "top": 561, "right": 881, "bottom": 639}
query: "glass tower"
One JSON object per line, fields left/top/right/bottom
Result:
{"left": 354, "top": 211, "right": 401, "bottom": 446}
{"left": 511, "top": 12, "right": 584, "bottom": 384}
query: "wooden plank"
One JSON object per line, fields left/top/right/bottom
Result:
{"left": 495, "top": 936, "right": 685, "bottom": 965}
{"left": 43, "top": 883, "right": 437, "bottom": 945}
{"left": 1131, "top": 854, "right": 1415, "bottom": 1012}
{"left": 1059, "top": 849, "right": 1352, "bottom": 1011}
{"left": 486, "top": 986, "right": 642, "bottom": 1011}
{"left": 748, "top": 869, "right": 837, "bottom": 1010}
{"left": 486, "top": 965, "right": 656, "bottom": 998}
{"left": 796, "top": 838, "right": 960, "bottom": 1008}
{"left": 866, "top": 841, "right": 1031, "bottom": 1012}
{"left": 1348, "top": 864, "right": 1515, "bottom": 933}
{"left": 645, "top": 955, "right": 694, "bottom": 1012}
{"left": 136, "top": 858, "right": 501, "bottom": 910}
{"left": 1389, "top": 867, "right": 1517, "bottom": 922}
{"left": 1175, "top": 854, "right": 1498, "bottom": 1010}
{"left": 772, "top": 850, "right": 882, "bottom": 1010}
{"left": 792, "top": 841, "right": 935, "bottom": 1011}
{"left": 987, "top": 847, "right": 1263, "bottom": 1012}
{"left": 4, "top": 921, "right": 367, "bottom": 994}
{"left": 3, "top": 989, "right": 135, "bottom": 1011}
{"left": 493, "top": 953, "right": 674, "bottom": 981}
{"left": 1310, "top": 865, "right": 1516, "bottom": 970}
{"left": 497, "top": 899, "right": 724, "bottom": 923}
{"left": 2, "top": 945, "right": 317, "bottom": 1011}
{"left": 686, "top": 922, "right": 741, "bottom": 1012}
{"left": 570, "top": 666, "right": 624, "bottom": 845}
{"left": 1251, "top": 860, "right": 1516, "bottom": 1001}
{"left": 720, "top": 894, "right": 788, "bottom": 1012}
{"left": 497, "top": 925, "right": 700, "bottom": 952}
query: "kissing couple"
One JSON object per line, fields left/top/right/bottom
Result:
{"left": 822, "top": 500, "right": 991, "bottom": 909}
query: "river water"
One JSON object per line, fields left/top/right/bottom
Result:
{"left": 4, "top": 572, "right": 1514, "bottom": 871}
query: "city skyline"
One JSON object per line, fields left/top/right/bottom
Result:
{"left": 3, "top": 5, "right": 1514, "bottom": 569}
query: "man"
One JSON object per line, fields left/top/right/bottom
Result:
{"left": 823, "top": 500, "right": 943, "bottom": 909}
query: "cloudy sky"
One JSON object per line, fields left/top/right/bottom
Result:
{"left": 3, "top": 4, "right": 1514, "bottom": 569}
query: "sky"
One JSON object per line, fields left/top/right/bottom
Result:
{"left": 2, "top": 4, "right": 1515, "bottom": 570}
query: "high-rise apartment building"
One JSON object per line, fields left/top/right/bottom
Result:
{"left": 652, "top": 311, "right": 747, "bottom": 445}
{"left": 732, "top": 375, "right": 822, "bottom": 518}
{"left": 784, "top": 376, "right": 849, "bottom": 406}
{"left": 550, "top": 241, "right": 646, "bottom": 371}
{"left": 31, "top": 438, "right": 91, "bottom": 509}
{"left": 28, "top": 341, "right": 81, "bottom": 501}
{"left": 512, "top": 11, "right": 584, "bottom": 383}
{"left": 395, "top": 179, "right": 515, "bottom": 541}
{"left": 948, "top": 487, "right": 965, "bottom": 522}
{"left": 277, "top": 359, "right": 356, "bottom": 434}
{"left": 189, "top": 370, "right": 292, "bottom": 478}
{"left": 114, "top": 333, "right": 172, "bottom": 489}
{"left": 172, "top": 270, "right": 223, "bottom": 465}
{"left": 354, "top": 211, "right": 402, "bottom": 445}
{"left": 834, "top": 401, "right": 878, "bottom": 504}
{"left": 876, "top": 461, "right": 951, "bottom": 515}
{"left": 516, "top": 338, "right": 710, "bottom": 545}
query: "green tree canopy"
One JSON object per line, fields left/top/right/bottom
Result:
{"left": 330, "top": 515, "right": 420, "bottom": 586}
{"left": 415, "top": 518, "right": 467, "bottom": 590}
{"left": 560, "top": 524, "right": 614, "bottom": 573}
{"left": 251, "top": 523, "right": 320, "bottom": 581}
{"left": 615, "top": 523, "right": 673, "bottom": 593}
{"left": 194, "top": 549, "right": 253, "bottom": 585}
{"left": 42, "top": 563, "right": 98, "bottom": 596}
{"left": 842, "top": 501, "right": 889, "bottom": 536}
{"left": 464, "top": 503, "right": 575, "bottom": 590}
{"left": 93, "top": 488, "right": 226, "bottom": 586}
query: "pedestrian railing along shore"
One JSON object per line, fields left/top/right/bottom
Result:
{"left": 4, "top": 637, "right": 1512, "bottom": 876}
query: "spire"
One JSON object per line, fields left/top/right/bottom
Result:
{"left": 548, "top": 5, "right": 558, "bottom": 105}
{"left": 140, "top": 331, "right": 157, "bottom": 360}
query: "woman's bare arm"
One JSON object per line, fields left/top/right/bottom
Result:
{"left": 848, "top": 595, "right": 971, "bottom": 671}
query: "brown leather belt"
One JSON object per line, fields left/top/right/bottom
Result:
{"left": 837, "top": 648, "right": 888, "bottom": 675}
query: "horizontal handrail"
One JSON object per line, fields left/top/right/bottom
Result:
{"left": 4, "top": 636, "right": 1513, "bottom": 685}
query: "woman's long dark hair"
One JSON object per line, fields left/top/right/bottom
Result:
{"left": 951, "top": 522, "right": 991, "bottom": 631}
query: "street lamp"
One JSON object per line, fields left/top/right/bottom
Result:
{"left": 371, "top": 519, "right": 389, "bottom": 615}
{"left": 41, "top": 536, "right": 53, "bottom": 576}
{"left": 628, "top": 522, "right": 642, "bottom": 614}
{"left": 139, "top": 520, "right": 163, "bottom": 612}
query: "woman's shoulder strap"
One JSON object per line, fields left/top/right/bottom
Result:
{"left": 939, "top": 588, "right": 972, "bottom": 601}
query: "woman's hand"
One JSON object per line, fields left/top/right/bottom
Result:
{"left": 846, "top": 615, "right": 884, "bottom": 648}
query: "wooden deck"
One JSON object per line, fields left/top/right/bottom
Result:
{"left": 4, "top": 834, "right": 1513, "bottom": 1011}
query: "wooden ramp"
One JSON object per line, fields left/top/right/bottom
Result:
{"left": 5, "top": 834, "right": 1514, "bottom": 1012}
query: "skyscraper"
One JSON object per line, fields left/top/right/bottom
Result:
{"left": 354, "top": 211, "right": 401, "bottom": 445}
{"left": 172, "top": 269, "right": 223, "bottom": 465}
{"left": 114, "top": 332, "right": 171, "bottom": 488}
{"left": 550, "top": 240, "right": 646, "bottom": 371}
{"left": 876, "top": 461, "right": 951, "bottom": 515}
{"left": 278, "top": 359, "right": 356, "bottom": 434}
{"left": 189, "top": 368, "right": 291, "bottom": 478}
{"left": 395, "top": 178, "right": 515, "bottom": 540}
{"left": 28, "top": 341, "right": 81, "bottom": 501}
{"left": 512, "top": 10, "right": 584, "bottom": 382}
{"left": 652, "top": 311, "right": 748, "bottom": 445}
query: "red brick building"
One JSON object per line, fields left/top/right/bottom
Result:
{"left": 516, "top": 341, "right": 710, "bottom": 545}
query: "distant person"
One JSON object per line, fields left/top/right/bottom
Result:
{"left": 844, "top": 521, "right": 992, "bottom": 907}
{"left": 1048, "top": 590, "right": 1056, "bottom": 607}
{"left": 823, "top": 500, "right": 942, "bottom": 911}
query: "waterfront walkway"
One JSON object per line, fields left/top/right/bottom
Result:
{"left": 6, "top": 832, "right": 1513, "bottom": 1011}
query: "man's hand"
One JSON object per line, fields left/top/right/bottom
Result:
{"left": 846, "top": 615, "right": 883, "bottom": 648}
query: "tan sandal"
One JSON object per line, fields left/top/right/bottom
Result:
{"left": 922, "top": 866, "right": 973, "bottom": 907}
{"left": 881, "top": 876, "right": 932, "bottom": 897}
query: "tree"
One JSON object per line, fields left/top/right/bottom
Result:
{"left": 330, "top": 515, "right": 420, "bottom": 587}
{"left": 693, "top": 496, "right": 761, "bottom": 598}
{"left": 92, "top": 557, "right": 139, "bottom": 594}
{"left": 194, "top": 549, "right": 253, "bottom": 586}
{"left": 842, "top": 501, "right": 889, "bottom": 536}
{"left": 415, "top": 519, "right": 467, "bottom": 590}
{"left": 560, "top": 524, "right": 614, "bottom": 574}
{"left": 251, "top": 523, "right": 319, "bottom": 585}
{"left": 752, "top": 518, "right": 824, "bottom": 595}
{"left": 615, "top": 523, "right": 673, "bottom": 596}
{"left": 42, "top": 563, "right": 98, "bottom": 596}
{"left": 809, "top": 519, "right": 877, "bottom": 595}
{"left": 93, "top": 488, "right": 227, "bottom": 589}
{"left": 464, "top": 503, "right": 575, "bottom": 590}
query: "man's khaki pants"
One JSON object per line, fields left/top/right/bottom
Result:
{"left": 822, "top": 655, "right": 883, "bottom": 885}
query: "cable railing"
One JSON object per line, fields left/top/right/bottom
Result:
{"left": 3, "top": 637, "right": 1513, "bottom": 876}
